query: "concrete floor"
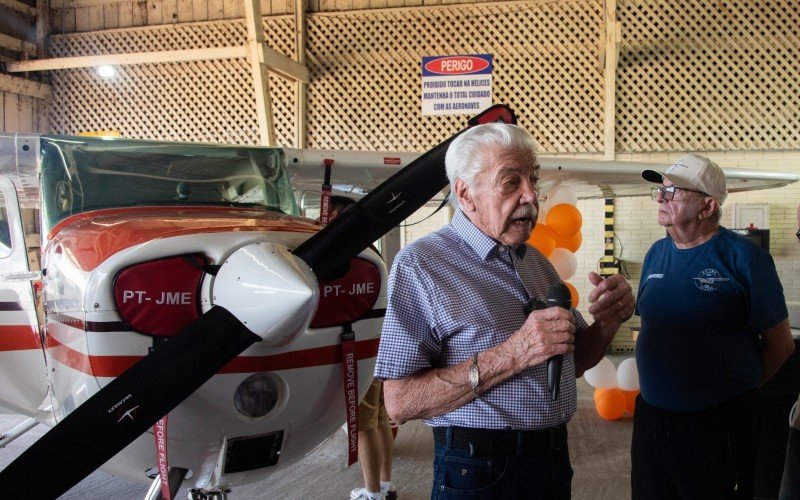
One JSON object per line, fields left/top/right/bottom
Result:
{"left": 0, "top": 375, "right": 633, "bottom": 499}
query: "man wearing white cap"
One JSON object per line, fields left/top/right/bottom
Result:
{"left": 632, "top": 153, "right": 795, "bottom": 499}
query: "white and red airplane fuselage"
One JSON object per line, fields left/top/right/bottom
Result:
{"left": 0, "top": 134, "right": 387, "bottom": 495}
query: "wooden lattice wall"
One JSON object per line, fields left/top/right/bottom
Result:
{"left": 48, "top": 20, "right": 298, "bottom": 145}
{"left": 616, "top": 0, "right": 800, "bottom": 152}
{"left": 46, "top": 0, "right": 799, "bottom": 154}
{"left": 48, "top": 0, "right": 604, "bottom": 152}
{"left": 304, "top": 1, "right": 603, "bottom": 152}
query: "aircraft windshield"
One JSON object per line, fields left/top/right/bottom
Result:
{"left": 39, "top": 136, "right": 299, "bottom": 232}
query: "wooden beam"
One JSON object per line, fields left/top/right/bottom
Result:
{"left": 36, "top": 0, "right": 51, "bottom": 57}
{"left": 0, "top": 74, "right": 50, "bottom": 99}
{"left": 602, "top": 0, "right": 619, "bottom": 161}
{"left": 295, "top": 0, "right": 308, "bottom": 148}
{"left": 0, "top": 33, "right": 37, "bottom": 55}
{"left": 258, "top": 44, "right": 309, "bottom": 83}
{"left": 5, "top": 46, "right": 248, "bottom": 72}
{"left": 5, "top": 42, "right": 307, "bottom": 83}
{"left": 244, "top": 0, "right": 276, "bottom": 146}
{"left": 0, "top": 0, "right": 36, "bottom": 16}
{"left": 49, "top": 0, "right": 127, "bottom": 8}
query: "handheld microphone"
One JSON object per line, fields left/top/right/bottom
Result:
{"left": 545, "top": 282, "right": 572, "bottom": 401}
{"left": 526, "top": 282, "right": 572, "bottom": 401}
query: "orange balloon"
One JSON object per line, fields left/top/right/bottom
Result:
{"left": 622, "top": 389, "right": 639, "bottom": 414}
{"left": 595, "top": 388, "right": 626, "bottom": 421}
{"left": 564, "top": 281, "right": 579, "bottom": 308}
{"left": 546, "top": 204, "right": 583, "bottom": 238}
{"left": 554, "top": 230, "right": 582, "bottom": 253}
{"left": 527, "top": 223, "right": 556, "bottom": 257}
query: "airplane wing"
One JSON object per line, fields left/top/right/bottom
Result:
{"left": 287, "top": 151, "right": 800, "bottom": 200}
{"left": 535, "top": 158, "right": 800, "bottom": 199}
{"left": 284, "top": 148, "right": 420, "bottom": 199}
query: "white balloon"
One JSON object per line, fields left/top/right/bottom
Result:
{"left": 549, "top": 248, "right": 577, "bottom": 280}
{"left": 617, "top": 357, "right": 640, "bottom": 391}
{"left": 584, "top": 356, "right": 617, "bottom": 389}
{"left": 546, "top": 185, "right": 578, "bottom": 207}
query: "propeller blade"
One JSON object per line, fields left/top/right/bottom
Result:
{"left": 0, "top": 306, "right": 259, "bottom": 498}
{"left": 293, "top": 104, "right": 517, "bottom": 280}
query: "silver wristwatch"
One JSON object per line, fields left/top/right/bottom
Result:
{"left": 469, "top": 353, "right": 480, "bottom": 397}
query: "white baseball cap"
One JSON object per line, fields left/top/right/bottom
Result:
{"left": 642, "top": 153, "right": 728, "bottom": 205}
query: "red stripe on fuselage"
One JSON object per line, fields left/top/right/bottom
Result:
{"left": 45, "top": 335, "right": 381, "bottom": 377}
{"left": 0, "top": 324, "right": 41, "bottom": 351}
{"left": 47, "top": 335, "right": 95, "bottom": 375}
{"left": 219, "top": 337, "right": 380, "bottom": 373}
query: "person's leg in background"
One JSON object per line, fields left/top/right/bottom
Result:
{"left": 375, "top": 382, "right": 396, "bottom": 499}
{"left": 351, "top": 379, "right": 395, "bottom": 500}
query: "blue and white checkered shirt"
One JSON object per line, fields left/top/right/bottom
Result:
{"left": 375, "top": 209, "right": 585, "bottom": 429}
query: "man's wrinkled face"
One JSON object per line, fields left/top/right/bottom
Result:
{"left": 460, "top": 146, "right": 540, "bottom": 246}
{"left": 654, "top": 179, "right": 705, "bottom": 229}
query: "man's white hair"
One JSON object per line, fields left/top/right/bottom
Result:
{"left": 444, "top": 123, "right": 539, "bottom": 209}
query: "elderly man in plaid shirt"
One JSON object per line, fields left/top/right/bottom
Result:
{"left": 374, "top": 123, "right": 634, "bottom": 500}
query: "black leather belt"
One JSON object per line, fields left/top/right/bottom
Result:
{"left": 432, "top": 425, "right": 567, "bottom": 458}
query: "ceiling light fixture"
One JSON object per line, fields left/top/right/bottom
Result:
{"left": 97, "top": 65, "right": 116, "bottom": 78}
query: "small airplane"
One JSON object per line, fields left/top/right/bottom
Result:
{"left": 0, "top": 105, "right": 796, "bottom": 499}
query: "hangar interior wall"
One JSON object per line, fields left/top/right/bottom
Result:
{"left": 33, "top": 0, "right": 800, "bottom": 349}
{"left": 0, "top": 1, "right": 48, "bottom": 135}
{"left": 0, "top": 92, "right": 47, "bottom": 134}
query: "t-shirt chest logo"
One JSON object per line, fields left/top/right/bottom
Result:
{"left": 693, "top": 268, "right": 729, "bottom": 291}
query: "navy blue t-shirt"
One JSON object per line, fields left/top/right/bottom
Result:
{"left": 635, "top": 227, "right": 787, "bottom": 412}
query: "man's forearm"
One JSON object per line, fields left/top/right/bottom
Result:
{"left": 383, "top": 343, "right": 521, "bottom": 424}
{"left": 760, "top": 318, "right": 795, "bottom": 385}
{"left": 573, "top": 320, "right": 618, "bottom": 378}
{"left": 383, "top": 365, "right": 474, "bottom": 425}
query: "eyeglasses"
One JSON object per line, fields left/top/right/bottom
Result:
{"left": 650, "top": 185, "right": 708, "bottom": 201}
{"left": 795, "top": 229, "right": 800, "bottom": 242}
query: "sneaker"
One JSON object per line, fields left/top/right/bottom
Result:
{"left": 385, "top": 488, "right": 398, "bottom": 500}
{"left": 349, "top": 487, "right": 383, "bottom": 500}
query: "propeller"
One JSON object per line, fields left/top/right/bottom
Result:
{"left": 0, "top": 104, "right": 516, "bottom": 498}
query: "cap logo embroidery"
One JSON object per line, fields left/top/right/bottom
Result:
{"left": 693, "top": 268, "right": 729, "bottom": 291}
{"left": 666, "top": 162, "right": 688, "bottom": 173}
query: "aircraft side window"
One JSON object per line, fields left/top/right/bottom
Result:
{"left": 41, "top": 143, "right": 84, "bottom": 228}
{"left": 249, "top": 149, "right": 297, "bottom": 215}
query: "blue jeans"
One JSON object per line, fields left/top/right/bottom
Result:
{"left": 430, "top": 442, "right": 573, "bottom": 499}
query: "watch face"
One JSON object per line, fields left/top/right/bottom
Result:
{"left": 469, "top": 365, "right": 479, "bottom": 388}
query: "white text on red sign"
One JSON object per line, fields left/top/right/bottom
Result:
{"left": 322, "top": 283, "right": 375, "bottom": 297}
{"left": 121, "top": 290, "right": 193, "bottom": 305}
